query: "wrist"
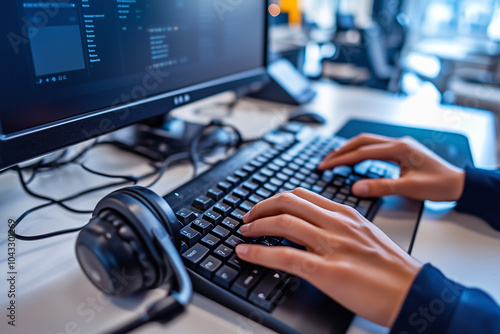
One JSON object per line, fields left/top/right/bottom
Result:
{"left": 449, "top": 168, "right": 466, "bottom": 201}
{"left": 387, "top": 258, "right": 423, "bottom": 328}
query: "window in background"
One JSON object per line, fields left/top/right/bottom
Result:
{"left": 421, "top": 0, "right": 497, "bottom": 39}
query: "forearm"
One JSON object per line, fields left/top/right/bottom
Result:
{"left": 390, "top": 264, "right": 500, "bottom": 334}
{"left": 455, "top": 167, "right": 500, "bottom": 231}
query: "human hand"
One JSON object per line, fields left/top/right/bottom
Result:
{"left": 235, "top": 188, "right": 422, "bottom": 327}
{"left": 318, "top": 134, "right": 465, "bottom": 201}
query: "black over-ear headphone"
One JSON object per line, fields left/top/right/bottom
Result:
{"left": 75, "top": 186, "right": 192, "bottom": 333}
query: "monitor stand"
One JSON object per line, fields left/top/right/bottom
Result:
{"left": 113, "top": 115, "right": 232, "bottom": 162}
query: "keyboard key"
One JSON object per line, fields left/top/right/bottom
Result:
{"left": 182, "top": 243, "right": 209, "bottom": 269}
{"left": 263, "top": 183, "right": 278, "bottom": 193}
{"left": 252, "top": 173, "right": 268, "bottom": 185}
{"left": 356, "top": 200, "right": 372, "bottom": 217}
{"left": 225, "top": 235, "right": 245, "bottom": 247}
{"left": 289, "top": 177, "right": 300, "bottom": 186}
{"left": 218, "top": 181, "right": 232, "bottom": 193}
{"left": 201, "top": 233, "right": 220, "bottom": 250}
{"left": 305, "top": 176, "right": 317, "bottom": 184}
{"left": 267, "top": 163, "right": 280, "bottom": 172}
{"left": 231, "top": 266, "right": 266, "bottom": 298}
{"left": 233, "top": 187, "right": 250, "bottom": 200}
{"left": 316, "top": 180, "right": 327, "bottom": 188}
{"left": 180, "top": 241, "right": 188, "bottom": 254}
{"left": 275, "top": 158, "right": 288, "bottom": 166}
{"left": 256, "top": 188, "right": 272, "bottom": 198}
{"left": 295, "top": 173, "right": 306, "bottom": 180}
{"left": 282, "top": 168, "right": 294, "bottom": 176}
{"left": 321, "top": 172, "right": 334, "bottom": 182}
{"left": 234, "top": 169, "right": 249, "bottom": 179}
{"left": 367, "top": 172, "right": 381, "bottom": 179}
{"left": 192, "top": 196, "right": 215, "bottom": 211}
{"left": 221, "top": 217, "right": 240, "bottom": 230}
{"left": 312, "top": 185, "right": 323, "bottom": 193}
{"left": 203, "top": 211, "right": 223, "bottom": 225}
{"left": 248, "top": 194, "right": 264, "bottom": 204}
{"left": 242, "top": 164, "right": 256, "bottom": 173}
{"left": 260, "top": 168, "right": 274, "bottom": 177}
{"left": 340, "top": 187, "right": 350, "bottom": 195}
{"left": 344, "top": 200, "right": 357, "bottom": 208}
{"left": 300, "top": 167, "right": 312, "bottom": 175}
{"left": 250, "top": 160, "right": 264, "bottom": 168}
{"left": 228, "top": 254, "right": 245, "bottom": 271}
{"left": 333, "top": 193, "right": 347, "bottom": 203}
{"left": 333, "top": 166, "right": 352, "bottom": 177}
{"left": 212, "top": 225, "right": 230, "bottom": 238}
{"left": 288, "top": 162, "right": 300, "bottom": 170}
{"left": 239, "top": 201, "right": 254, "bottom": 212}
{"left": 223, "top": 195, "right": 242, "bottom": 208}
{"left": 197, "top": 255, "right": 222, "bottom": 279}
{"left": 249, "top": 270, "right": 286, "bottom": 311}
{"left": 270, "top": 178, "right": 284, "bottom": 187}
{"left": 226, "top": 175, "right": 240, "bottom": 185}
{"left": 242, "top": 181, "right": 259, "bottom": 191}
{"left": 283, "top": 182, "right": 295, "bottom": 191}
{"left": 347, "top": 196, "right": 358, "bottom": 204}
{"left": 214, "top": 265, "right": 239, "bottom": 288}
{"left": 213, "top": 202, "right": 232, "bottom": 217}
{"left": 176, "top": 208, "right": 197, "bottom": 224}
{"left": 191, "top": 219, "right": 214, "bottom": 235}
{"left": 261, "top": 237, "right": 280, "bottom": 246}
{"left": 179, "top": 225, "right": 202, "bottom": 247}
{"left": 263, "top": 151, "right": 275, "bottom": 159}
{"left": 276, "top": 172, "right": 288, "bottom": 181}
{"left": 305, "top": 163, "right": 317, "bottom": 170}
{"left": 214, "top": 245, "right": 233, "bottom": 260}
{"left": 230, "top": 209, "right": 246, "bottom": 222}
{"left": 207, "top": 188, "right": 224, "bottom": 201}
{"left": 320, "top": 190, "right": 335, "bottom": 199}
{"left": 299, "top": 182, "right": 312, "bottom": 190}
{"left": 256, "top": 155, "right": 269, "bottom": 163}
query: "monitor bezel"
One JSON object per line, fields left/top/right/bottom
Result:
{"left": 0, "top": 1, "right": 269, "bottom": 171}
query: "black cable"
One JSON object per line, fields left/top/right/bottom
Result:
{"left": 145, "top": 152, "right": 191, "bottom": 188}
{"left": 8, "top": 171, "right": 161, "bottom": 241}
{"left": 9, "top": 121, "right": 248, "bottom": 241}
{"left": 81, "top": 163, "right": 140, "bottom": 184}
{"left": 189, "top": 120, "right": 244, "bottom": 178}
{"left": 15, "top": 167, "right": 93, "bottom": 214}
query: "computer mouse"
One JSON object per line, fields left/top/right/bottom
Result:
{"left": 288, "top": 111, "right": 326, "bottom": 125}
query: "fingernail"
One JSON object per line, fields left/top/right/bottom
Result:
{"left": 353, "top": 182, "right": 369, "bottom": 196}
{"left": 239, "top": 224, "right": 249, "bottom": 234}
{"left": 243, "top": 212, "right": 250, "bottom": 223}
{"left": 236, "top": 244, "right": 249, "bottom": 256}
{"left": 317, "top": 162, "right": 325, "bottom": 170}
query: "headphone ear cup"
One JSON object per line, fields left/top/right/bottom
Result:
{"left": 118, "top": 187, "right": 183, "bottom": 250}
{"left": 76, "top": 210, "right": 159, "bottom": 296}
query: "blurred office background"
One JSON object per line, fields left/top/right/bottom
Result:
{"left": 268, "top": 0, "right": 500, "bottom": 120}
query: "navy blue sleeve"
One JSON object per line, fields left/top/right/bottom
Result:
{"left": 390, "top": 264, "right": 500, "bottom": 334}
{"left": 455, "top": 166, "right": 500, "bottom": 231}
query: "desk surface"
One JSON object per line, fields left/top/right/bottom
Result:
{"left": 0, "top": 81, "right": 498, "bottom": 334}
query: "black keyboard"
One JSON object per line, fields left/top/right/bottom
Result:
{"left": 164, "top": 123, "right": 398, "bottom": 333}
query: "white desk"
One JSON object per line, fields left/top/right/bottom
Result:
{"left": 0, "top": 81, "right": 498, "bottom": 334}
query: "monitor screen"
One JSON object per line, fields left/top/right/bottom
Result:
{"left": 0, "top": 0, "right": 267, "bottom": 169}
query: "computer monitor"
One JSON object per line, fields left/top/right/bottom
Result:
{"left": 0, "top": 0, "right": 268, "bottom": 170}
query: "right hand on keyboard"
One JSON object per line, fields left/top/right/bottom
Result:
{"left": 317, "top": 134, "right": 466, "bottom": 201}
{"left": 235, "top": 188, "right": 422, "bottom": 328}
